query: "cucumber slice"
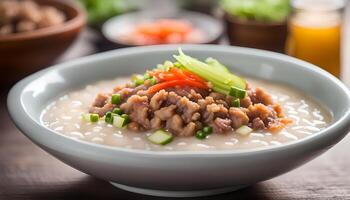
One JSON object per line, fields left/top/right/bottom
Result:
{"left": 148, "top": 130, "right": 173, "bottom": 145}
{"left": 113, "top": 115, "right": 126, "bottom": 128}
{"left": 236, "top": 125, "right": 252, "bottom": 136}
{"left": 82, "top": 113, "right": 99, "bottom": 122}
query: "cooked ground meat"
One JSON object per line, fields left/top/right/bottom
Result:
{"left": 177, "top": 97, "right": 200, "bottom": 123}
{"left": 120, "top": 95, "right": 151, "bottom": 129}
{"left": 229, "top": 107, "right": 249, "bottom": 129}
{"left": 212, "top": 118, "right": 232, "bottom": 133}
{"left": 154, "top": 105, "right": 176, "bottom": 120}
{"left": 89, "top": 93, "right": 113, "bottom": 117}
{"left": 90, "top": 79, "right": 290, "bottom": 136}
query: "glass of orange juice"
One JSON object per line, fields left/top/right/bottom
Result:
{"left": 286, "top": 0, "right": 344, "bottom": 77}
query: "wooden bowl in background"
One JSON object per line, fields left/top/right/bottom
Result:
{"left": 224, "top": 13, "right": 287, "bottom": 53}
{"left": 0, "top": 0, "right": 85, "bottom": 86}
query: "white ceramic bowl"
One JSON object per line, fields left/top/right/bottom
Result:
{"left": 8, "top": 45, "right": 350, "bottom": 197}
{"left": 102, "top": 11, "right": 223, "bottom": 46}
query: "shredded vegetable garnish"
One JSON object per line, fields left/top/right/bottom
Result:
{"left": 148, "top": 79, "right": 208, "bottom": 94}
{"left": 147, "top": 65, "right": 209, "bottom": 94}
{"left": 173, "top": 49, "right": 247, "bottom": 98}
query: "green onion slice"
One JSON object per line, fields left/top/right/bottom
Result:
{"left": 82, "top": 113, "right": 99, "bottom": 123}
{"left": 112, "top": 108, "right": 123, "bottom": 115}
{"left": 105, "top": 112, "right": 113, "bottom": 124}
{"left": 111, "top": 94, "right": 121, "bottom": 104}
{"left": 229, "top": 86, "right": 246, "bottom": 99}
{"left": 195, "top": 130, "right": 207, "bottom": 140}
{"left": 202, "top": 126, "right": 213, "bottom": 135}
{"left": 231, "top": 99, "right": 241, "bottom": 107}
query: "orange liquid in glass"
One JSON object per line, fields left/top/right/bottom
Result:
{"left": 287, "top": 14, "right": 341, "bottom": 77}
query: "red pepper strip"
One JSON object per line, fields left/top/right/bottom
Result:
{"left": 148, "top": 79, "right": 208, "bottom": 94}
{"left": 159, "top": 73, "right": 178, "bottom": 81}
{"left": 183, "top": 71, "right": 206, "bottom": 83}
{"left": 170, "top": 67, "right": 189, "bottom": 80}
{"left": 147, "top": 70, "right": 161, "bottom": 77}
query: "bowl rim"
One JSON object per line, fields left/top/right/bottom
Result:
{"left": 0, "top": 0, "right": 85, "bottom": 42}
{"left": 101, "top": 10, "right": 224, "bottom": 46}
{"left": 7, "top": 44, "right": 350, "bottom": 157}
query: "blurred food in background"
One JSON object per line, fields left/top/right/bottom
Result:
{"left": 220, "top": 0, "right": 291, "bottom": 52}
{"left": 77, "top": 0, "right": 136, "bottom": 27}
{"left": 102, "top": 11, "right": 223, "bottom": 47}
{"left": 0, "top": 0, "right": 66, "bottom": 35}
{"left": 77, "top": 0, "right": 139, "bottom": 51}
{"left": 117, "top": 19, "right": 205, "bottom": 45}
{"left": 287, "top": 0, "right": 344, "bottom": 77}
{"left": 0, "top": 0, "right": 85, "bottom": 86}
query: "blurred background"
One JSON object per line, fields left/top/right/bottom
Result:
{"left": 0, "top": 0, "right": 349, "bottom": 87}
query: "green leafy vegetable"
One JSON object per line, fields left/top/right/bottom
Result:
{"left": 220, "top": 0, "right": 291, "bottom": 22}
{"left": 78, "top": 0, "right": 135, "bottom": 25}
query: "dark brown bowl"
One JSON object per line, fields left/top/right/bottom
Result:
{"left": 224, "top": 13, "right": 287, "bottom": 53}
{"left": 102, "top": 11, "right": 223, "bottom": 48}
{"left": 0, "top": 0, "right": 85, "bottom": 86}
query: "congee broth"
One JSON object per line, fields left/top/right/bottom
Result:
{"left": 41, "top": 50, "right": 332, "bottom": 151}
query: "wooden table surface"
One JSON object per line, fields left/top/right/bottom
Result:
{"left": 2, "top": 5, "right": 350, "bottom": 199}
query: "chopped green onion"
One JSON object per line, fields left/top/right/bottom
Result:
{"left": 149, "top": 77, "right": 157, "bottom": 85}
{"left": 148, "top": 129, "right": 173, "bottom": 145}
{"left": 111, "top": 94, "right": 121, "bottom": 104}
{"left": 156, "top": 64, "right": 170, "bottom": 71}
{"left": 231, "top": 99, "right": 241, "bottom": 107}
{"left": 164, "top": 60, "right": 174, "bottom": 68}
{"left": 131, "top": 74, "right": 146, "bottom": 86}
{"left": 131, "top": 74, "right": 143, "bottom": 82}
{"left": 174, "top": 62, "right": 182, "bottom": 68}
{"left": 90, "top": 114, "right": 99, "bottom": 122}
{"left": 143, "top": 72, "right": 151, "bottom": 80}
{"left": 82, "top": 113, "right": 90, "bottom": 121}
{"left": 229, "top": 86, "right": 246, "bottom": 99}
{"left": 121, "top": 114, "right": 130, "bottom": 124}
{"left": 195, "top": 130, "right": 207, "bottom": 140}
{"left": 236, "top": 125, "right": 253, "bottom": 136}
{"left": 113, "top": 115, "right": 126, "bottom": 128}
{"left": 105, "top": 112, "right": 113, "bottom": 124}
{"left": 112, "top": 108, "right": 123, "bottom": 115}
{"left": 202, "top": 126, "right": 213, "bottom": 135}
{"left": 82, "top": 113, "right": 99, "bottom": 122}
{"left": 134, "top": 78, "right": 144, "bottom": 86}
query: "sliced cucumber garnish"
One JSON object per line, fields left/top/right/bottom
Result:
{"left": 148, "top": 130, "right": 173, "bottom": 145}
{"left": 113, "top": 115, "right": 127, "bottom": 128}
